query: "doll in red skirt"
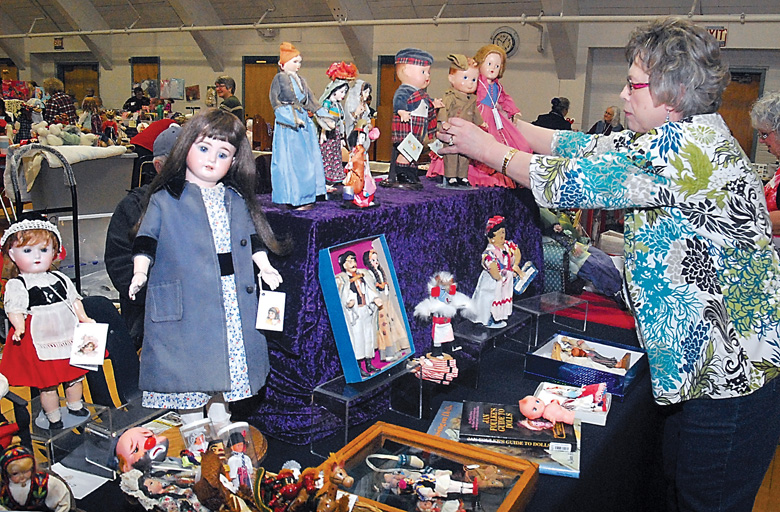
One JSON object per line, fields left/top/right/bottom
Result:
{"left": 0, "top": 216, "right": 95, "bottom": 430}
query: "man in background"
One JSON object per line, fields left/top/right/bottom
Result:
{"left": 105, "top": 124, "right": 181, "bottom": 349}
{"left": 215, "top": 76, "right": 244, "bottom": 122}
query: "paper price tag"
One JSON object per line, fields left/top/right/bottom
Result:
{"left": 257, "top": 290, "right": 286, "bottom": 332}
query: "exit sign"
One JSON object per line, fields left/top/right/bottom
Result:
{"left": 706, "top": 26, "right": 727, "bottom": 47}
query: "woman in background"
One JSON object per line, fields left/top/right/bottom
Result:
{"left": 750, "top": 91, "right": 780, "bottom": 247}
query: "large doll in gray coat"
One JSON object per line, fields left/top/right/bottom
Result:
{"left": 129, "top": 109, "right": 290, "bottom": 426}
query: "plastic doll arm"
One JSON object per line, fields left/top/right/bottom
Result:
{"left": 253, "top": 251, "right": 283, "bottom": 290}
{"left": 432, "top": 98, "right": 445, "bottom": 109}
{"left": 72, "top": 299, "right": 95, "bottom": 323}
{"left": 129, "top": 255, "right": 151, "bottom": 300}
{"left": 8, "top": 312, "right": 26, "bottom": 342}
{"left": 398, "top": 110, "right": 411, "bottom": 123}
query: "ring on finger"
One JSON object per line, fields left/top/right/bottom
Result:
{"left": 448, "top": 135, "right": 455, "bottom": 146}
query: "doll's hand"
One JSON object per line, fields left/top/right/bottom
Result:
{"left": 511, "top": 112, "right": 522, "bottom": 123}
{"left": 81, "top": 317, "right": 96, "bottom": 324}
{"left": 12, "top": 328, "right": 24, "bottom": 343}
{"left": 433, "top": 98, "right": 444, "bottom": 109}
{"left": 129, "top": 272, "right": 148, "bottom": 300}
{"left": 398, "top": 110, "right": 411, "bottom": 123}
{"left": 258, "top": 266, "right": 283, "bottom": 290}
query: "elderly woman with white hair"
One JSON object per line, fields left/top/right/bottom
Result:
{"left": 439, "top": 17, "right": 780, "bottom": 512}
{"left": 587, "top": 105, "right": 623, "bottom": 135}
{"left": 750, "top": 91, "right": 780, "bottom": 242}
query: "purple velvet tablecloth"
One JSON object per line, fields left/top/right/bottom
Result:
{"left": 249, "top": 178, "right": 543, "bottom": 443}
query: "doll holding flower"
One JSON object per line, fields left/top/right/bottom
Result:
{"left": 0, "top": 216, "right": 95, "bottom": 430}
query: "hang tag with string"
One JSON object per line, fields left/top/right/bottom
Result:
{"left": 256, "top": 281, "right": 286, "bottom": 332}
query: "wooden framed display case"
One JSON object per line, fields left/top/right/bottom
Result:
{"left": 322, "top": 422, "right": 538, "bottom": 512}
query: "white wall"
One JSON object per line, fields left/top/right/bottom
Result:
{"left": 2, "top": 18, "right": 779, "bottom": 167}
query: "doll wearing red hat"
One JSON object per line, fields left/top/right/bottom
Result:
{"left": 0, "top": 216, "right": 95, "bottom": 430}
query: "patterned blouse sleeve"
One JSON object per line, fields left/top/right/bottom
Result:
{"left": 529, "top": 127, "right": 674, "bottom": 210}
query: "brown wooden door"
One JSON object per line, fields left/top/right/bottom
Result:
{"left": 59, "top": 63, "right": 99, "bottom": 107}
{"left": 243, "top": 57, "right": 279, "bottom": 126}
{"left": 376, "top": 58, "right": 397, "bottom": 163}
{"left": 720, "top": 71, "right": 762, "bottom": 160}
{"left": 0, "top": 60, "right": 18, "bottom": 81}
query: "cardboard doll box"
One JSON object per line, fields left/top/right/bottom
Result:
{"left": 524, "top": 332, "right": 647, "bottom": 401}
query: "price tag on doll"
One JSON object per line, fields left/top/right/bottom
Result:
{"left": 257, "top": 290, "right": 286, "bottom": 332}
{"left": 69, "top": 323, "right": 108, "bottom": 371}
{"left": 492, "top": 108, "right": 504, "bottom": 130}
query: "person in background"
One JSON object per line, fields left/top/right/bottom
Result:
{"left": 42, "top": 78, "right": 77, "bottom": 125}
{"left": 439, "top": 17, "right": 780, "bottom": 511}
{"left": 587, "top": 105, "right": 624, "bottom": 135}
{"left": 128, "top": 118, "right": 178, "bottom": 188}
{"left": 749, "top": 91, "right": 780, "bottom": 246}
{"left": 123, "top": 87, "right": 150, "bottom": 113}
{"left": 215, "top": 76, "right": 244, "bottom": 122}
{"left": 105, "top": 124, "right": 181, "bottom": 350}
{"left": 532, "top": 97, "right": 571, "bottom": 131}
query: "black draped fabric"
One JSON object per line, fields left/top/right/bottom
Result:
{"left": 251, "top": 179, "right": 543, "bottom": 444}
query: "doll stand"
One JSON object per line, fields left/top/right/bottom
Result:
{"left": 514, "top": 291, "right": 588, "bottom": 348}
{"left": 310, "top": 360, "right": 422, "bottom": 458}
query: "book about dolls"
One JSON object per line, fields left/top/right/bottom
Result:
{"left": 429, "top": 401, "right": 581, "bottom": 478}
{"left": 458, "top": 400, "right": 577, "bottom": 453}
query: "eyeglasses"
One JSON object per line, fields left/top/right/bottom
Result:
{"left": 758, "top": 131, "right": 773, "bottom": 140}
{"left": 626, "top": 78, "right": 650, "bottom": 94}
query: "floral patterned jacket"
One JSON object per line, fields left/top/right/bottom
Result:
{"left": 529, "top": 113, "right": 780, "bottom": 405}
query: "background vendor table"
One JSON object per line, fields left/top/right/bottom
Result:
{"left": 250, "top": 179, "right": 544, "bottom": 444}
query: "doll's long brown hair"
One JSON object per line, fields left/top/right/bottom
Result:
{"left": 139, "top": 108, "right": 291, "bottom": 256}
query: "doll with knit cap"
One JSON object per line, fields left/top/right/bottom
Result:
{"left": 269, "top": 42, "right": 327, "bottom": 210}
{"left": 0, "top": 216, "right": 94, "bottom": 430}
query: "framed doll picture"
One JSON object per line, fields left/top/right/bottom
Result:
{"left": 319, "top": 235, "right": 415, "bottom": 383}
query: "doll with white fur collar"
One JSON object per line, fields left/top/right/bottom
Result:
{"left": 414, "top": 271, "right": 471, "bottom": 357}
{"left": 0, "top": 216, "right": 95, "bottom": 430}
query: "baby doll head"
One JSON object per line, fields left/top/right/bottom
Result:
{"left": 395, "top": 48, "right": 434, "bottom": 90}
{"left": 0, "top": 446, "right": 35, "bottom": 487}
{"left": 475, "top": 44, "right": 507, "bottom": 80}
{"left": 1, "top": 216, "right": 63, "bottom": 276}
{"left": 518, "top": 396, "right": 545, "bottom": 420}
{"left": 447, "top": 54, "right": 479, "bottom": 94}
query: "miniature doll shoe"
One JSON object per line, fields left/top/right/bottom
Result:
{"left": 365, "top": 361, "right": 379, "bottom": 373}
{"left": 48, "top": 419, "right": 64, "bottom": 430}
{"left": 68, "top": 407, "right": 90, "bottom": 417}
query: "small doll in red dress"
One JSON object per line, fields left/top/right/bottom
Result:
{"left": 0, "top": 216, "right": 95, "bottom": 430}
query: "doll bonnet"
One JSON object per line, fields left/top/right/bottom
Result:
{"left": 1, "top": 214, "right": 62, "bottom": 250}
{"left": 0, "top": 445, "right": 34, "bottom": 478}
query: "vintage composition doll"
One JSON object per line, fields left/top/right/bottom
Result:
{"left": 470, "top": 44, "right": 532, "bottom": 188}
{"left": 363, "top": 249, "right": 409, "bottom": 362}
{"left": 414, "top": 271, "right": 471, "bottom": 357}
{"left": 128, "top": 108, "right": 289, "bottom": 428}
{"left": 343, "top": 123, "right": 379, "bottom": 208}
{"left": 463, "top": 216, "right": 527, "bottom": 328}
{"left": 114, "top": 426, "right": 170, "bottom": 474}
{"left": 383, "top": 48, "right": 441, "bottom": 190}
{"left": 344, "top": 80, "right": 374, "bottom": 151}
{"left": 0, "top": 217, "right": 94, "bottom": 430}
{"left": 318, "top": 61, "right": 357, "bottom": 187}
{"left": 428, "top": 54, "right": 484, "bottom": 187}
{"left": 518, "top": 396, "right": 575, "bottom": 426}
{"left": 0, "top": 445, "right": 73, "bottom": 512}
{"left": 269, "top": 42, "right": 327, "bottom": 210}
{"left": 335, "top": 251, "right": 382, "bottom": 377}
{"left": 226, "top": 429, "right": 253, "bottom": 492}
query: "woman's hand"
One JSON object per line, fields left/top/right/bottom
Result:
{"left": 438, "top": 117, "right": 502, "bottom": 164}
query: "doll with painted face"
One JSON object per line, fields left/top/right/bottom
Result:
{"left": 343, "top": 122, "right": 380, "bottom": 208}
{"left": 345, "top": 80, "right": 374, "bottom": 151}
{"left": 470, "top": 44, "right": 532, "bottom": 188}
{"left": 518, "top": 396, "right": 576, "bottom": 426}
{"left": 0, "top": 217, "right": 95, "bottom": 430}
{"left": 383, "top": 48, "right": 442, "bottom": 190}
{"left": 414, "top": 271, "right": 471, "bottom": 357}
{"left": 269, "top": 42, "right": 327, "bottom": 210}
{"left": 318, "top": 62, "right": 357, "bottom": 187}
{"left": 463, "top": 216, "right": 526, "bottom": 328}
{"left": 114, "top": 426, "right": 170, "bottom": 473}
{"left": 428, "top": 54, "right": 485, "bottom": 188}
{"left": 128, "top": 109, "right": 288, "bottom": 429}
{"left": 0, "top": 446, "right": 73, "bottom": 511}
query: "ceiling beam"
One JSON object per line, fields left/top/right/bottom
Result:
{"left": 325, "top": 0, "right": 374, "bottom": 74}
{"left": 51, "top": 0, "right": 113, "bottom": 70}
{"left": 0, "top": 8, "right": 27, "bottom": 70}
{"left": 168, "top": 0, "right": 225, "bottom": 72}
{"left": 541, "top": 0, "right": 579, "bottom": 80}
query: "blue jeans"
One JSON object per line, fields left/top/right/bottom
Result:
{"left": 662, "top": 377, "right": 780, "bottom": 512}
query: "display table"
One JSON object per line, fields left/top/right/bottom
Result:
{"left": 251, "top": 179, "right": 543, "bottom": 443}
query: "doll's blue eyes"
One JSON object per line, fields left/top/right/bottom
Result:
{"left": 197, "top": 145, "right": 230, "bottom": 159}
